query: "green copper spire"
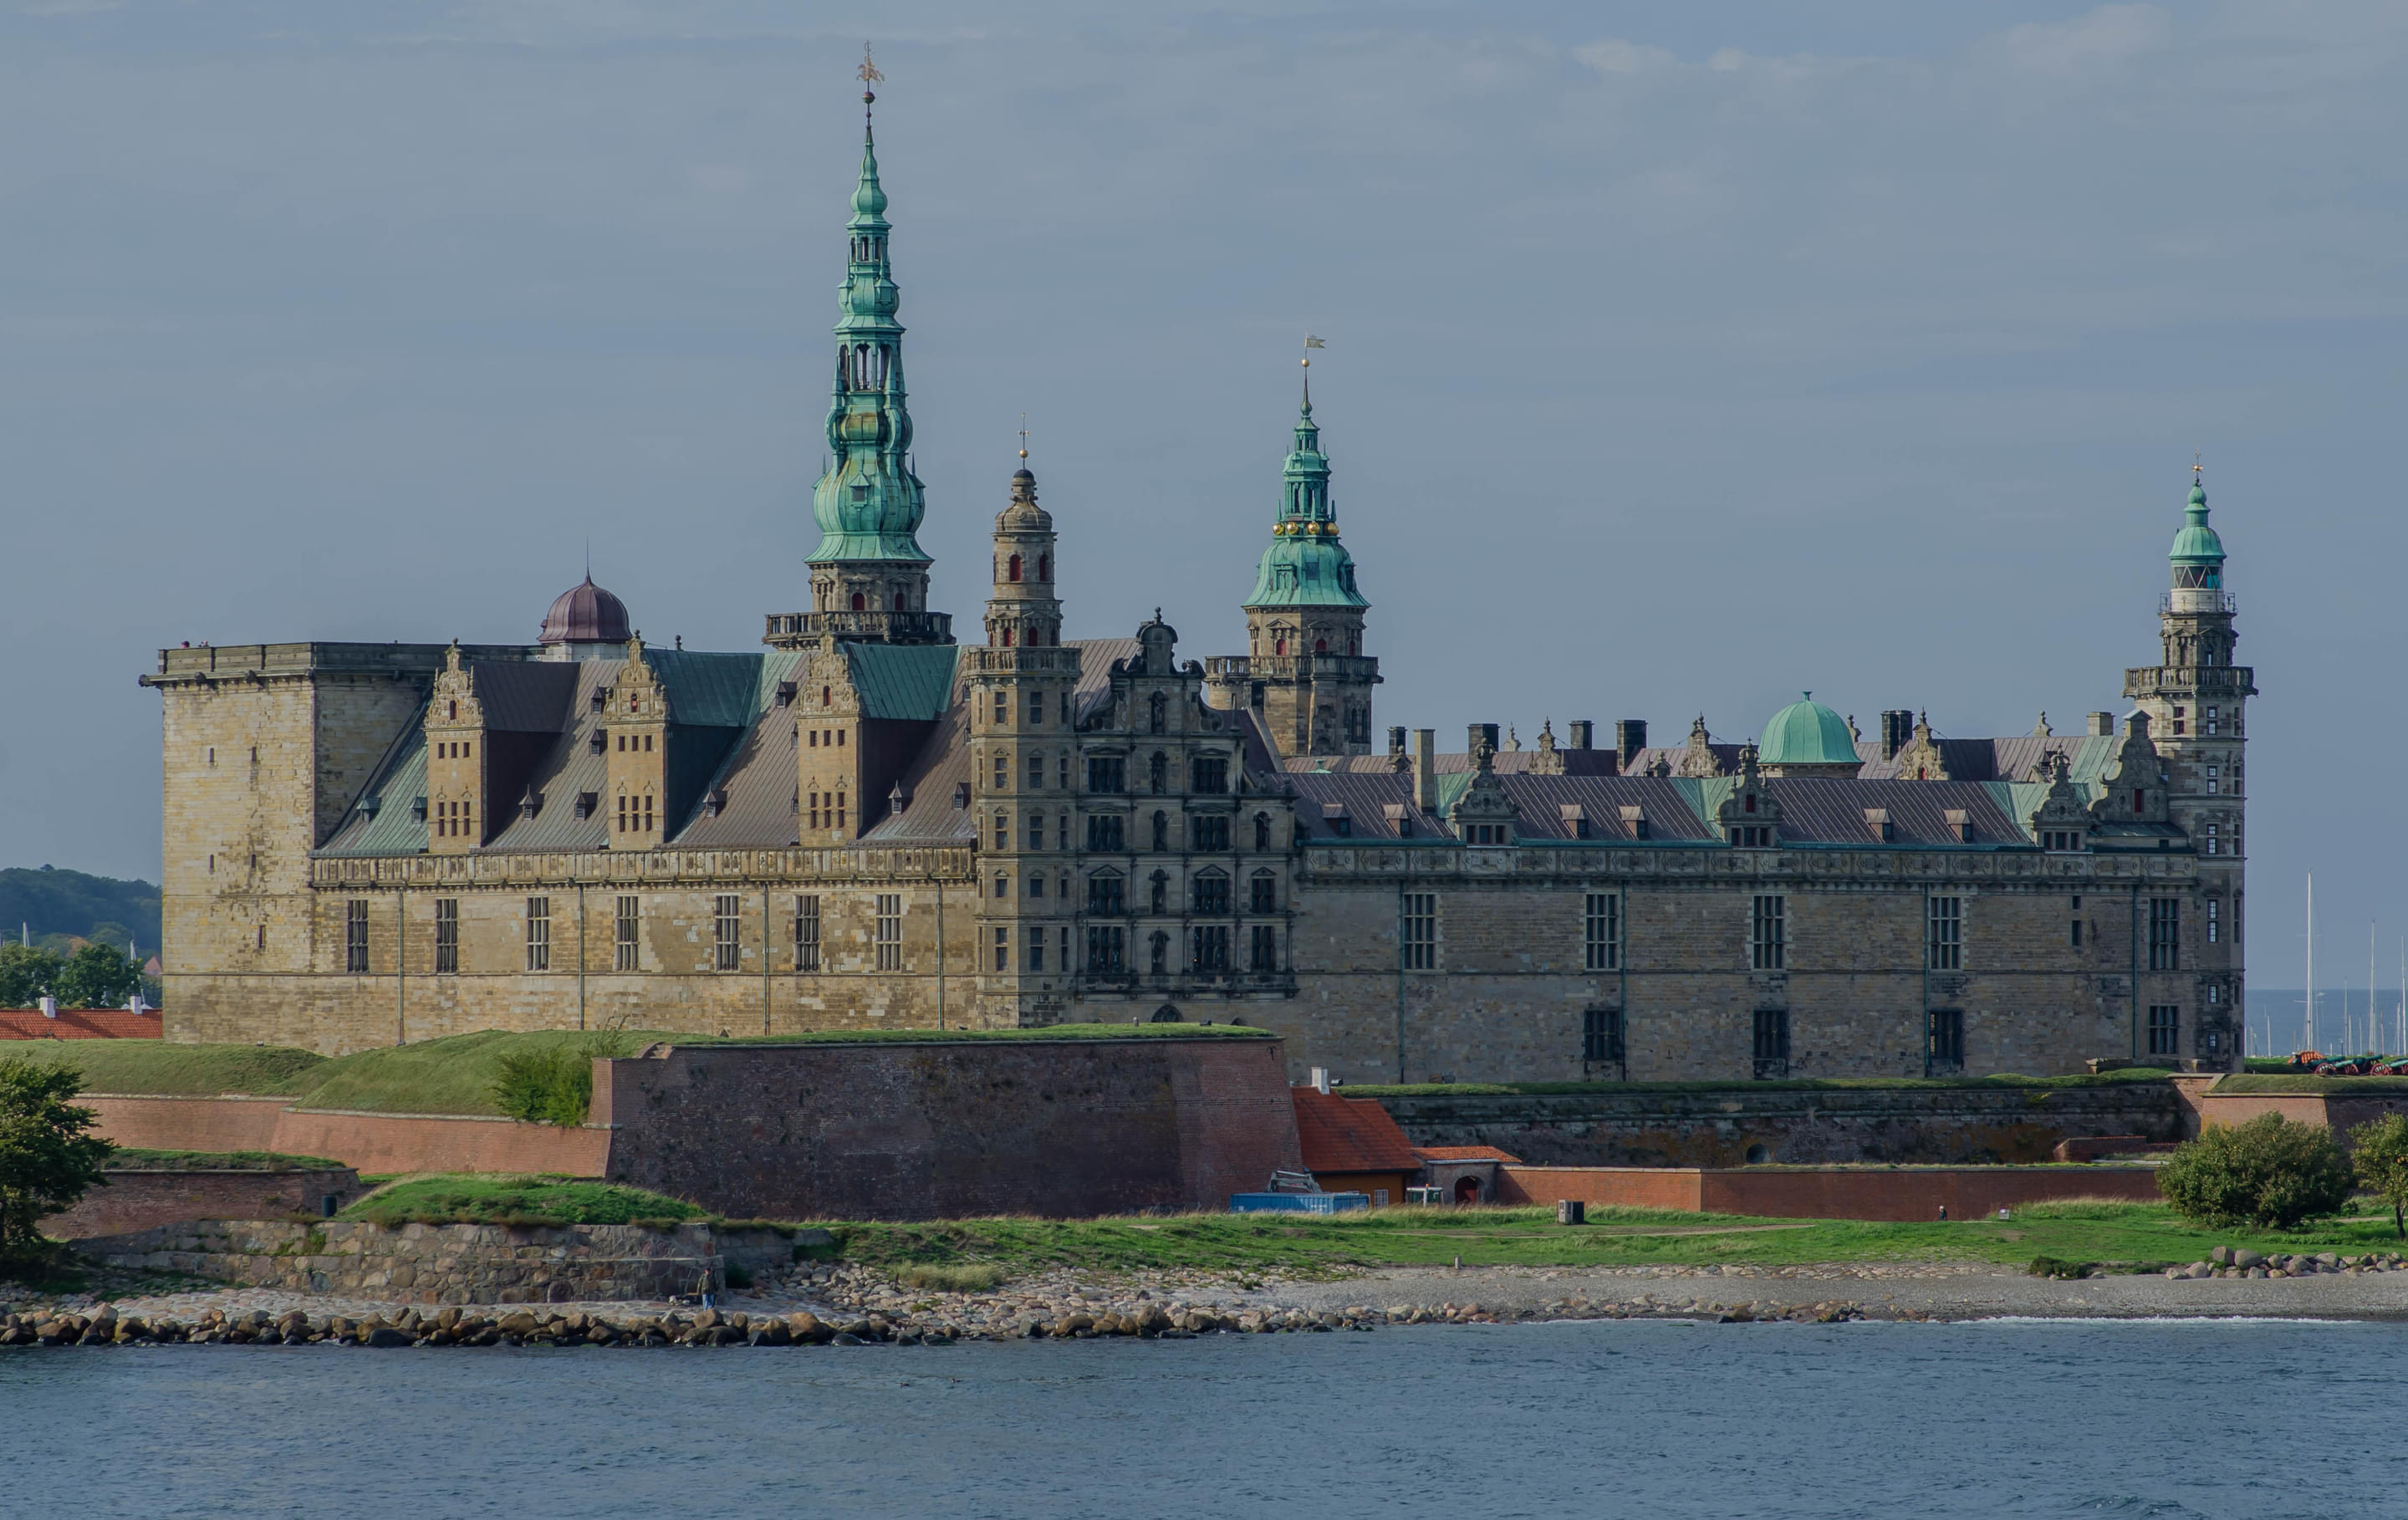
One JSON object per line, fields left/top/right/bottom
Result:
{"left": 807, "top": 98, "right": 929, "bottom": 569}
{"left": 2167, "top": 464, "right": 2225, "bottom": 589}
{"left": 1245, "top": 374, "right": 1368, "bottom": 610}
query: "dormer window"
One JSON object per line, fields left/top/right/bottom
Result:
{"left": 1322, "top": 803, "right": 1351, "bottom": 838}
{"left": 1384, "top": 803, "right": 1412, "bottom": 838}
{"left": 776, "top": 681, "right": 797, "bottom": 707}
{"left": 1728, "top": 825, "right": 1772, "bottom": 848}
{"left": 1865, "top": 808, "right": 1895, "bottom": 843}
{"left": 1464, "top": 823, "right": 1508, "bottom": 845}
{"left": 1944, "top": 808, "right": 1974, "bottom": 844}
{"left": 1559, "top": 803, "right": 1591, "bottom": 839}
{"left": 1620, "top": 805, "right": 1649, "bottom": 840}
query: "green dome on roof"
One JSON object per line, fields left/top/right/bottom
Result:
{"left": 1760, "top": 692, "right": 1858, "bottom": 767}
{"left": 2169, "top": 478, "right": 2225, "bottom": 567}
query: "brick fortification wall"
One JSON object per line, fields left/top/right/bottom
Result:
{"left": 595, "top": 1035, "right": 1304, "bottom": 1221}
{"left": 1379, "top": 1084, "right": 2189, "bottom": 1167}
{"left": 43, "top": 1167, "right": 363, "bottom": 1240}
{"left": 1498, "top": 1164, "right": 2164, "bottom": 1222}
{"left": 83, "top": 1095, "right": 610, "bottom": 1177}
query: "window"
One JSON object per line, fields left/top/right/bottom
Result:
{"left": 1088, "top": 872, "right": 1126, "bottom": 916}
{"left": 616, "top": 895, "right": 640, "bottom": 971}
{"left": 1464, "top": 822, "right": 1508, "bottom": 845}
{"left": 875, "top": 894, "right": 902, "bottom": 971}
{"left": 993, "top": 875, "right": 1009, "bottom": 900}
{"left": 1191, "top": 925, "right": 1231, "bottom": 972}
{"left": 2148, "top": 1004, "right": 2181, "bottom": 1057}
{"left": 1027, "top": 752, "right": 1045, "bottom": 790}
{"left": 2206, "top": 706, "right": 2218, "bottom": 736}
{"left": 1401, "top": 893, "right": 1437, "bottom": 971}
{"left": 1028, "top": 872, "right": 1044, "bottom": 899}
{"left": 2149, "top": 898, "right": 2180, "bottom": 971}
{"left": 714, "top": 894, "right": 742, "bottom": 972}
{"left": 1087, "top": 926, "right": 1126, "bottom": 972}
{"left": 1087, "top": 755, "right": 1125, "bottom": 793}
{"left": 1059, "top": 754, "right": 1071, "bottom": 790}
{"left": 1752, "top": 1009, "right": 1790, "bottom": 1077}
{"left": 994, "top": 752, "right": 1008, "bottom": 790}
{"left": 993, "top": 812, "right": 1009, "bottom": 850}
{"left": 1192, "top": 872, "right": 1231, "bottom": 914}
{"left": 1583, "top": 1007, "right": 1625, "bottom": 1063}
{"left": 1192, "top": 755, "right": 1227, "bottom": 794}
{"left": 1584, "top": 893, "right": 1621, "bottom": 972}
{"left": 2043, "top": 829, "right": 2083, "bottom": 852}
{"left": 434, "top": 899, "right": 458, "bottom": 974}
{"left": 345, "top": 900, "right": 370, "bottom": 973}
{"left": 1729, "top": 825, "right": 1772, "bottom": 848}
{"left": 1250, "top": 870, "right": 1278, "bottom": 914}
{"left": 1927, "top": 896, "right": 1962, "bottom": 971}
{"left": 992, "top": 691, "right": 1008, "bottom": 726}
{"left": 525, "top": 897, "right": 551, "bottom": 972}
{"left": 2206, "top": 765, "right": 2219, "bottom": 796}
{"left": 1751, "top": 895, "right": 1786, "bottom": 971}
{"left": 1927, "top": 1009, "right": 1965, "bottom": 1065}
{"left": 1249, "top": 924, "right": 1278, "bottom": 972}
{"left": 1193, "top": 814, "right": 1231, "bottom": 851}
{"left": 2071, "top": 916, "right": 2083, "bottom": 949}
{"left": 793, "top": 895, "right": 820, "bottom": 971}
{"left": 992, "top": 927, "right": 1009, "bottom": 972}
{"left": 2206, "top": 899, "right": 2220, "bottom": 944}
{"left": 1028, "top": 689, "right": 1044, "bottom": 726}
{"left": 2205, "top": 823, "right": 2218, "bottom": 854}
{"left": 1025, "top": 811, "right": 1045, "bottom": 850}
{"left": 1086, "top": 814, "right": 1125, "bottom": 852}
{"left": 1026, "top": 926, "right": 1046, "bottom": 972}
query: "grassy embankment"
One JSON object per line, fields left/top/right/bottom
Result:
{"left": 336, "top": 1175, "right": 708, "bottom": 1228}
{"left": 105, "top": 1149, "right": 345, "bottom": 1171}
{"left": 1347, "top": 1070, "right": 2177, "bottom": 1099}
{"left": 15, "top": 1023, "right": 1269, "bottom": 1116}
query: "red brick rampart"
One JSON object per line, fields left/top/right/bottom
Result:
{"left": 43, "top": 1167, "right": 363, "bottom": 1240}
{"left": 82, "top": 1095, "right": 608, "bottom": 1177}
{"left": 1499, "top": 1163, "right": 2162, "bottom": 1221}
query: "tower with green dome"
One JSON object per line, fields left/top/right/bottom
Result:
{"left": 1757, "top": 692, "right": 1864, "bottom": 778}
{"left": 1208, "top": 364, "right": 1380, "bottom": 756}
{"left": 773, "top": 80, "right": 950, "bottom": 649}
{"left": 2125, "top": 465, "right": 2252, "bottom": 1062}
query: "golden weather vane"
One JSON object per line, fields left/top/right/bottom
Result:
{"left": 1018, "top": 413, "right": 1029, "bottom": 462}
{"left": 860, "top": 43, "right": 883, "bottom": 87}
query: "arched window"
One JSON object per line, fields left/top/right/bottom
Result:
{"left": 850, "top": 592, "right": 866, "bottom": 611}
{"left": 1254, "top": 813, "right": 1272, "bottom": 850}
{"left": 894, "top": 591, "right": 907, "bottom": 611}
{"left": 1152, "top": 810, "right": 1169, "bottom": 852}
{"left": 1150, "top": 752, "right": 1168, "bottom": 793}
{"left": 1002, "top": 628, "right": 1014, "bottom": 646}
{"left": 1008, "top": 554, "right": 1023, "bottom": 583}
{"left": 1315, "top": 638, "right": 1328, "bottom": 653}
{"left": 1274, "top": 639, "right": 1286, "bottom": 656}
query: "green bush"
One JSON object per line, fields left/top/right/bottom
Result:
{"left": 0, "top": 1055, "right": 117, "bottom": 1260}
{"left": 2157, "top": 1112, "right": 2354, "bottom": 1230}
{"left": 2349, "top": 1113, "right": 2408, "bottom": 1240}
{"left": 489, "top": 1033, "right": 640, "bottom": 1126}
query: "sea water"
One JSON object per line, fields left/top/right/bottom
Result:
{"left": 3, "top": 1318, "right": 2394, "bottom": 1519}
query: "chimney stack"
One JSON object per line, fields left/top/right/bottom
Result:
{"left": 1412, "top": 728, "right": 1438, "bottom": 811}
{"left": 2088, "top": 712, "right": 2116, "bottom": 737}
{"left": 1615, "top": 720, "right": 1647, "bottom": 768}
{"left": 1567, "top": 720, "right": 1594, "bottom": 750}
{"left": 1880, "top": 710, "right": 1915, "bottom": 761}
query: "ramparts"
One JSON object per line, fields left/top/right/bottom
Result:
{"left": 43, "top": 1165, "right": 364, "bottom": 1240}
{"left": 1497, "top": 1164, "right": 2165, "bottom": 1221}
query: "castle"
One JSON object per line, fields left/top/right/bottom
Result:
{"left": 142, "top": 105, "right": 2251, "bottom": 1079}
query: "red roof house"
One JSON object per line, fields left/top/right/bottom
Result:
{"left": 1291, "top": 1086, "right": 1422, "bottom": 1206}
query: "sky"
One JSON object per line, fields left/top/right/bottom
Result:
{"left": 1, "top": 2, "right": 2401, "bottom": 989}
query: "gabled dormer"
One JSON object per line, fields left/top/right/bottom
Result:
{"left": 605, "top": 637, "right": 669, "bottom": 848}
{"left": 2029, "top": 751, "right": 2092, "bottom": 852}
{"left": 1717, "top": 744, "right": 1782, "bottom": 849}
{"left": 1890, "top": 712, "right": 1952, "bottom": 781}
{"left": 2090, "top": 712, "right": 2171, "bottom": 824}
{"left": 1449, "top": 724, "right": 1518, "bottom": 846}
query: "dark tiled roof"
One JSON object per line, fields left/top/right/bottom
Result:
{"left": 482, "top": 660, "right": 623, "bottom": 852}
{"left": 1069, "top": 639, "right": 1141, "bottom": 723}
{"left": 469, "top": 660, "right": 579, "bottom": 732}
{"left": 860, "top": 698, "right": 980, "bottom": 843}
{"left": 675, "top": 651, "right": 813, "bottom": 849}
{"left": 1292, "top": 1088, "right": 1421, "bottom": 1174}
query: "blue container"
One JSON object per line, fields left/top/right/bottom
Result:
{"left": 1229, "top": 1191, "right": 1369, "bottom": 1214}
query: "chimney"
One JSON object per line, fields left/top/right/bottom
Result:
{"left": 1880, "top": 710, "right": 1915, "bottom": 761}
{"left": 1567, "top": 720, "right": 1594, "bottom": 751}
{"left": 1310, "top": 1066, "right": 1331, "bottom": 1094}
{"left": 1412, "top": 728, "right": 1438, "bottom": 811}
{"left": 1469, "top": 722, "right": 1499, "bottom": 758}
{"left": 39, "top": 995, "right": 58, "bottom": 1019}
{"left": 1615, "top": 720, "right": 1647, "bottom": 767}
{"left": 1387, "top": 726, "right": 1406, "bottom": 758}
{"left": 2089, "top": 712, "right": 2116, "bottom": 737}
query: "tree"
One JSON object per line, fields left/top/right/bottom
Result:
{"left": 0, "top": 943, "right": 61, "bottom": 1007}
{"left": 53, "top": 941, "right": 142, "bottom": 1010}
{"left": 0, "top": 1056, "right": 116, "bottom": 1259}
{"left": 2158, "top": 1112, "right": 2355, "bottom": 1230}
{"left": 2351, "top": 1114, "right": 2408, "bottom": 1240}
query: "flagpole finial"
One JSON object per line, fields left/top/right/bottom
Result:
{"left": 1018, "top": 412, "right": 1029, "bottom": 462}
{"left": 859, "top": 42, "right": 883, "bottom": 126}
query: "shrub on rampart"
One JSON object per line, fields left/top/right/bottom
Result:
{"left": 2158, "top": 1113, "right": 2353, "bottom": 1230}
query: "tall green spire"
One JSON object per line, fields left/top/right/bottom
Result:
{"left": 808, "top": 100, "right": 930, "bottom": 568}
{"left": 1245, "top": 375, "right": 1367, "bottom": 610}
{"left": 2168, "top": 464, "right": 2225, "bottom": 589}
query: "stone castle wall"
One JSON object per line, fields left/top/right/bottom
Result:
{"left": 43, "top": 1166, "right": 364, "bottom": 1240}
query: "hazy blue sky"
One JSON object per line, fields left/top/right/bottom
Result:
{"left": 3, "top": 3, "right": 2400, "bottom": 987}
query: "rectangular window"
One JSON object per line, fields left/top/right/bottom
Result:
{"left": 1192, "top": 874, "right": 1231, "bottom": 914}
{"left": 434, "top": 898, "right": 458, "bottom": 975}
{"left": 615, "top": 895, "right": 640, "bottom": 971}
{"left": 1193, "top": 814, "right": 1231, "bottom": 851}
{"left": 345, "top": 900, "right": 370, "bottom": 974}
{"left": 1751, "top": 895, "right": 1786, "bottom": 971}
{"left": 793, "top": 895, "right": 820, "bottom": 972}
{"left": 714, "top": 894, "right": 742, "bottom": 972}
{"left": 2206, "top": 899, "right": 2219, "bottom": 944}
{"left": 1926, "top": 896, "right": 1962, "bottom": 971}
{"left": 875, "top": 894, "right": 902, "bottom": 971}
{"left": 1088, "top": 873, "right": 1125, "bottom": 916}
{"left": 992, "top": 926, "right": 1009, "bottom": 972}
{"left": 1191, "top": 755, "right": 1228, "bottom": 794}
{"left": 2148, "top": 1004, "right": 2181, "bottom": 1057}
{"left": 525, "top": 896, "right": 550, "bottom": 972}
{"left": 2071, "top": 917, "right": 2083, "bottom": 949}
{"left": 992, "top": 691, "right": 1008, "bottom": 726}
{"left": 1190, "top": 924, "right": 1231, "bottom": 972}
{"left": 1026, "top": 926, "right": 1046, "bottom": 972}
{"left": 1401, "top": 893, "right": 1437, "bottom": 971}
{"left": 1086, "top": 925, "right": 1126, "bottom": 972}
{"left": 1087, "top": 756, "right": 1125, "bottom": 793}
{"left": 1752, "top": 1008, "right": 1790, "bottom": 1077}
{"left": 1584, "top": 892, "right": 1621, "bottom": 972}
{"left": 1025, "top": 811, "right": 1045, "bottom": 849}
{"left": 1085, "top": 814, "right": 1125, "bottom": 852}
{"left": 993, "top": 812, "right": 1009, "bottom": 850}
{"left": 1926, "top": 1008, "right": 1965, "bottom": 1065}
{"left": 2149, "top": 897, "right": 2180, "bottom": 971}
{"left": 1249, "top": 872, "right": 1278, "bottom": 914}
{"left": 1027, "top": 688, "right": 1044, "bottom": 726}
{"left": 1249, "top": 923, "right": 1278, "bottom": 972}
{"left": 1582, "top": 1007, "right": 1625, "bottom": 1063}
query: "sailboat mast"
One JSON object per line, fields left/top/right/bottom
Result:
{"left": 2305, "top": 874, "right": 2315, "bottom": 1053}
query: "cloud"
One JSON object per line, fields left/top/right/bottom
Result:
{"left": 1994, "top": 3, "right": 2172, "bottom": 75}
{"left": 1575, "top": 38, "right": 1676, "bottom": 77}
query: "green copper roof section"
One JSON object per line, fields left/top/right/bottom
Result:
{"left": 1759, "top": 692, "right": 1858, "bottom": 766}
{"left": 1245, "top": 384, "right": 1369, "bottom": 610}
{"left": 844, "top": 642, "right": 962, "bottom": 721}
{"left": 808, "top": 122, "right": 930, "bottom": 566}
{"left": 2168, "top": 474, "right": 2225, "bottom": 570}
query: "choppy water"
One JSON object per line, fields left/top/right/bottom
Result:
{"left": 5, "top": 1318, "right": 2397, "bottom": 1518}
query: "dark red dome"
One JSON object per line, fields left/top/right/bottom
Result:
{"left": 539, "top": 575, "right": 630, "bottom": 645}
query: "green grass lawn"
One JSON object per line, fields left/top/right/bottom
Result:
{"left": 7, "top": 1040, "right": 327, "bottom": 1095}
{"left": 1348, "top": 1070, "right": 2178, "bottom": 1099}
{"left": 105, "top": 1148, "right": 345, "bottom": 1171}
{"left": 336, "top": 1175, "right": 708, "bottom": 1227}
{"left": 814, "top": 1199, "right": 2408, "bottom": 1278}
{"left": 2214, "top": 1074, "right": 2408, "bottom": 1094}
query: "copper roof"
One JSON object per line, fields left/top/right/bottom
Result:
{"left": 538, "top": 576, "right": 630, "bottom": 645}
